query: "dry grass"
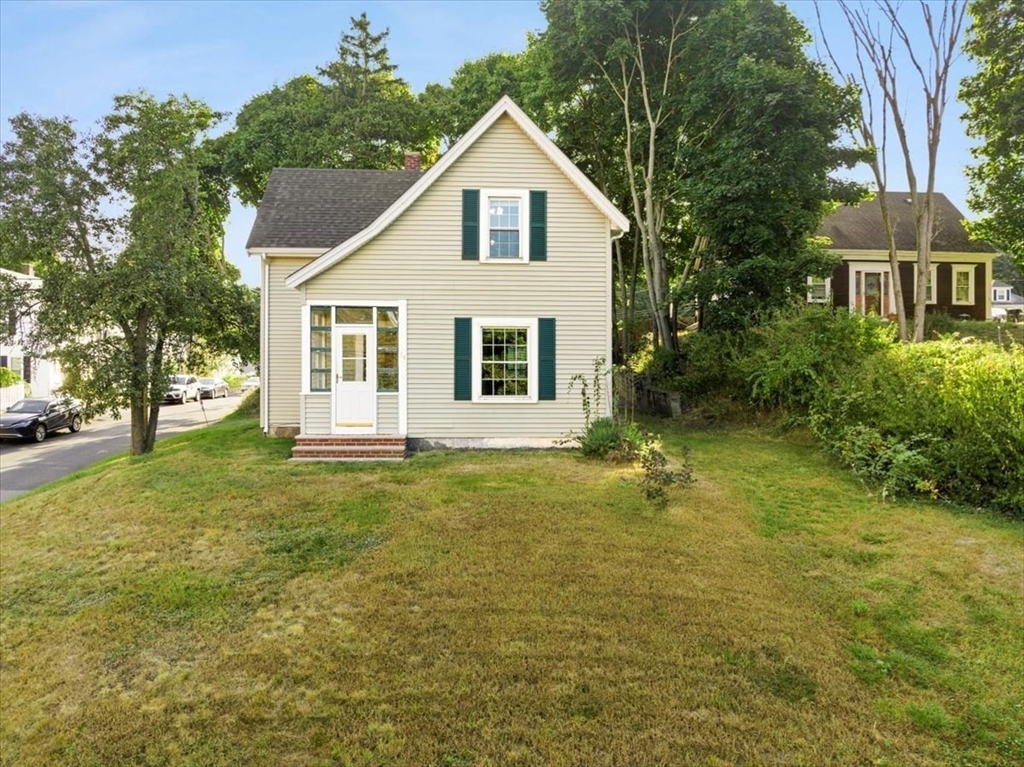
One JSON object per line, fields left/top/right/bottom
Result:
{"left": 1, "top": 415, "right": 1021, "bottom": 766}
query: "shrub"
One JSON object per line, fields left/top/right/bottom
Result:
{"left": 577, "top": 417, "right": 626, "bottom": 459}
{"left": 0, "top": 366, "right": 22, "bottom": 388}
{"left": 812, "top": 338, "right": 1024, "bottom": 514}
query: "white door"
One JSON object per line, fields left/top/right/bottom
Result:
{"left": 333, "top": 326, "right": 376, "bottom": 433}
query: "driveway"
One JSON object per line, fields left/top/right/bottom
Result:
{"left": 0, "top": 395, "right": 240, "bottom": 503}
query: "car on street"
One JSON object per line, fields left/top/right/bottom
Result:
{"left": 197, "top": 377, "right": 229, "bottom": 399}
{"left": 0, "top": 397, "right": 83, "bottom": 443}
{"left": 163, "top": 374, "right": 200, "bottom": 404}
{"left": 240, "top": 376, "right": 260, "bottom": 393}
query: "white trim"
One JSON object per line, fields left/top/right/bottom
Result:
{"left": 848, "top": 262, "right": 897, "bottom": 316}
{"left": 260, "top": 255, "right": 269, "bottom": 432}
{"left": 247, "top": 247, "right": 327, "bottom": 257}
{"left": 284, "top": 96, "right": 630, "bottom": 288}
{"left": 952, "top": 265, "right": 975, "bottom": 305}
{"left": 471, "top": 317, "right": 539, "bottom": 403}
{"left": 397, "top": 299, "right": 408, "bottom": 435}
{"left": 479, "top": 189, "right": 530, "bottom": 263}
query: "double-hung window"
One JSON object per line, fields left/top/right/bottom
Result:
{"left": 953, "top": 265, "right": 974, "bottom": 305}
{"left": 480, "top": 190, "right": 529, "bottom": 262}
{"left": 473, "top": 318, "right": 537, "bottom": 400}
{"left": 806, "top": 275, "right": 831, "bottom": 303}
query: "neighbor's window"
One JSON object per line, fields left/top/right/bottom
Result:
{"left": 806, "top": 276, "right": 831, "bottom": 303}
{"left": 310, "top": 306, "right": 332, "bottom": 391}
{"left": 377, "top": 307, "right": 399, "bottom": 393}
{"left": 953, "top": 266, "right": 974, "bottom": 305}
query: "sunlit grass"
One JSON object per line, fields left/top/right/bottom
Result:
{"left": 1, "top": 416, "right": 1020, "bottom": 766}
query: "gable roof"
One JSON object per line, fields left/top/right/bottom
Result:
{"left": 281, "top": 96, "right": 630, "bottom": 289}
{"left": 245, "top": 168, "right": 422, "bottom": 250}
{"left": 819, "top": 192, "right": 996, "bottom": 254}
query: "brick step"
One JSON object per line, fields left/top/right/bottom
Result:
{"left": 291, "top": 435, "right": 408, "bottom": 462}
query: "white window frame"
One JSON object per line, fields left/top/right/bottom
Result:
{"left": 479, "top": 189, "right": 530, "bottom": 263}
{"left": 471, "top": 317, "right": 538, "bottom": 403}
{"left": 806, "top": 275, "right": 832, "bottom": 303}
{"left": 994, "top": 287, "right": 1009, "bottom": 302}
{"left": 952, "top": 265, "right": 974, "bottom": 306}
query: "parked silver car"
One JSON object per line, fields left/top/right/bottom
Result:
{"left": 163, "top": 374, "right": 199, "bottom": 404}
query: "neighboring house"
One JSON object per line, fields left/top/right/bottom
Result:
{"left": 246, "top": 96, "right": 629, "bottom": 459}
{"left": 991, "top": 280, "right": 1024, "bottom": 321}
{"left": 0, "top": 266, "right": 63, "bottom": 403}
{"left": 811, "top": 193, "right": 997, "bottom": 321}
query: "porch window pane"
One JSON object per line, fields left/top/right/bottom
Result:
{"left": 377, "top": 307, "right": 400, "bottom": 392}
{"left": 310, "top": 305, "right": 331, "bottom": 392}
{"left": 336, "top": 306, "right": 373, "bottom": 324}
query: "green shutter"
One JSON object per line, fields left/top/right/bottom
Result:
{"left": 538, "top": 318, "right": 556, "bottom": 400}
{"left": 454, "top": 317, "right": 472, "bottom": 400}
{"left": 529, "top": 190, "right": 547, "bottom": 261}
{"left": 462, "top": 189, "right": 480, "bottom": 260}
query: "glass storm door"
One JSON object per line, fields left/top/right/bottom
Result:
{"left": 856, "top": 269, "right": 890, "bottom": 316}
{"left": 333, "top": 327, "right": 375, "bottom": 433}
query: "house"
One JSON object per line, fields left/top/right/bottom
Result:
{"left": 245, "top": 97, "right": 629, "bottom": 460}
{"left": 812, "top": 193, "right": 997, "bottom": 320}
{"left": 991, "top": 280, "right": 1024, "bottom": 321}
{"left": 0, "top": 266, "right": 63, "bottom": 408}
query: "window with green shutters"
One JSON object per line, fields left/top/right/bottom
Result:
{"left": 454, "top": 317, "right": 555, "bottom": 402}
{"left": 462, "top": 189, "right": 547, "bottom": 262}
{"left": 310, "top": 306, "right": 332, "bottom": 391}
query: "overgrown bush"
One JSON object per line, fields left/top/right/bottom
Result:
{"left": 0, "top": 366, "right": 22, "bottom": 388}
{"left": 811, "top": 338, "right": 1024, "bottom": 514}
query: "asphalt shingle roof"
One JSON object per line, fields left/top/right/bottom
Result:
{"left": 245, "top": 168, "right": 423, "bottom": 250}
{"left": 819, "top": 192, "right": 996, "bottom": 253}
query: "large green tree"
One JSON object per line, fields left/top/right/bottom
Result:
{"left": 223, "top": 13, "right": 438, "bottom": 207}
{"left": 960, "top": 0, "right": 1023, "bottom": 266}
{"left": 0, "top": 93, "right": 256, "bottom": 455}
{"left": 680, "top": 0, "right": 863, "bottom": 331}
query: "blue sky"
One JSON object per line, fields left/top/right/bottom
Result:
{"left": 0, "top": 0, "right": 978, "bottom": 287}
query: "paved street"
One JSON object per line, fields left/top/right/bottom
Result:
{"left": 0, "top": 395, "right": 240, "bottom": 503}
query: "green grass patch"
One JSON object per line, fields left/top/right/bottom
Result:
{"left": 1, "top": 415, "right": 1021, "bottom": 766}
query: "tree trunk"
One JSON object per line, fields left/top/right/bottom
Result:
{"left": 877, "top": 193, "right": 909, "bottom": 341}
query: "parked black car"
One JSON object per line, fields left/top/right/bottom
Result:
{"left": 197, "top": 377, "right": 229, "bottom": 399}
{"left": 0, "top": 397, "right": 83, "bottom": 443}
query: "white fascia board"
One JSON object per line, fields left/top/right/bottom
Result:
{"left": 246, "top": 247, "right": 326, "bottom": 257}
{"left": 284, "top": 95, "right": 630, "bottom": 290}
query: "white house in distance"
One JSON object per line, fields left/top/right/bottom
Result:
{"left": 991, "top": 280, "right": 1024, "bottom": 321}
{"left": 246, "top": 97, "right": 629, "bottom": 460}
{"left": 0, "top": 266, "right": 63, "bottom": 405}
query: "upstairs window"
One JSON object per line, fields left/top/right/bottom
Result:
{"left": 487, "top": 197, "right": 521, "bottom": 258}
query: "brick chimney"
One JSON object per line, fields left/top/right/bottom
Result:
{"left": 20, "top": 263, "right": 34, "bottom": 277}
{"left": 404, "top": 151, "right": 422, "bottom": 171}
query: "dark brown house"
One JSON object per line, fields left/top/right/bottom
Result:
{"left": 811, "top": 193, "right": 997, "bottom": 320}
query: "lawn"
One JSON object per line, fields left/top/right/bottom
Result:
{"left": 1, "top": 413, "right": 1021, "bottom": 766}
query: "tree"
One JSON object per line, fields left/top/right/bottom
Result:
{"left": 543, "top": 0, "right": 715, "bottom": 352}
{"left": 0, "top": 93, "right": 254, "bottom": 455}
{"left": 222, "top": 13, "right": 438, "bottom": 207}
{"left": 832, "top": 0, "right": 967, "bottom": 341}
{"left": 679, "top": 0, "right": 864, "bottom": 331}
{"left": 960, "top": 0, "right": 1023, "bottom": 267}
